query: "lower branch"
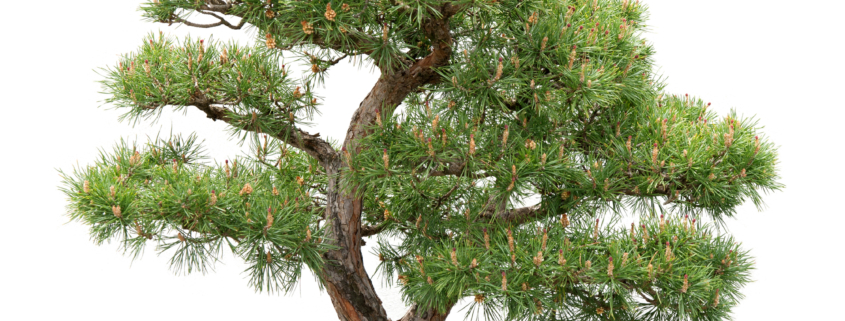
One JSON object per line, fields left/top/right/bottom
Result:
{"left": 398, "top": 303, "right": 453, "bottom": 321}
{"left": 190, "top": 95, "right": 337, "bottom": 164}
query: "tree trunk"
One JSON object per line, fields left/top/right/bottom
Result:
{"left": 317, "top": 7, "right": 456, "bottom": 320}
{"left": 321, "top": 159, "right": 389, "bottom": 321}
{"left": 319, "top": 72, "right": 453, "bottom": 321}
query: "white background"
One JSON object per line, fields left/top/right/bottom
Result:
{"left": 1, "top": 0, "right": 843, "bottom": 320}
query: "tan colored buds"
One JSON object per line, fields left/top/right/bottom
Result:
{"left": 542, "top": 230, "right": 548, "bottom": 251}
{"left": 665, "top": 241, "right": 673, "bottom": 259}
{"left": 494, "top": 58, "right": 503, "bottom": 82}
{"left": 111, "top": 205, "right": 122, "bottom": 218}
{"left": 265, "top": 33, "right": 276, "bottom": 49}
{"left": 507, "top": 229, "right": 515, "bottom": 253}
{"left": 220, "top": 48, "right": 229, "bottom": 65}
{"left": 560, "top": 213, "right": 570, "bottom": 228}
{"left": 484, "top": 228, "right": 490, "bottom": 249}
{"left": 593, "top": 219, "right": 600, "bottom": 240}
{"left": 266, "top": 210, "right": 274, "bottom": 228}
{"left": 239, "top": 183, "right": 253, "bottom": 196}
{"left": 533, "top": 251, "right": 544, "bottom": 266}
{"left": 382, "top": 24, "right": 389, "bottom": 42}
{"left": 301, "top": 21, "right": 313, "bottom": 34}
{"left": 383, "top": 149, "right": 389, "bottom": 169}
{"left": 652, "top": 143, "right": 659, "bottom": 164}
{"left": 324, "top": 3, "right": 336, "bottom": 21}
{"left": 713, "top": 289, "right": 720, "bottom": 307}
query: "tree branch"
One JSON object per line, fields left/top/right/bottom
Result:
{"left": 479, "top": 203, "right": 543, "bottom": 225}
{"left": 398, "top": 302, "right": 453, "bottom": 321}
{"left": 426, "top": 160, "right": 490, "bottom": 179}
{"left": 190, "top": 94, "right": 337, "bottom": 164}
{"left": 361, "top": 223, "right": 386, "bottom": 237}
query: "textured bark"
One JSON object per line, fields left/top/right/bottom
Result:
{"left": 398, "top": 304, "right": 454, "bottom": 321}
{"left": 318, "top": 5, "right": 458, "bottom": 321}
{"left": 321, "top": 158, "right": 388, "bottom": 321}
{"left": 320, "top": 61, "right": 454, "bottom": 321}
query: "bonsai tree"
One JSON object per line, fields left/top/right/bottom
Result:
{"left": 60, "top": 0, "right": 781, "bottom": 320}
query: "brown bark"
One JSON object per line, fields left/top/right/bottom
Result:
{"left": 398, "top": 304, "right": 453, "bottom": 321}
{"left": 318, "top": 5, "right": 459, "bottom": 321}
{"left": 157, "top": 2, "right": 463, "bottom": 320}
{"left": 321, "top": 158, "right": 388, "bottom": 321}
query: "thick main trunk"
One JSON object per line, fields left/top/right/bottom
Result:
{"left": 321, "top": 159, "right": 388, "bottom": 321}
{"left": 318, "top": 6, "right": 457, "bottom": 320}
{"left": 320, "top": 70, "right": 444, "bottom": 321}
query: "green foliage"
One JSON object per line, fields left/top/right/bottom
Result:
{"left": 61, "top": 0, "right": 782, "bottom": 319}
{"left": 101, "top": 33, "right": 318, "bottom": 143}
{"left": 378, "top": 215, "right": 750, "bottom": 321}
{"left": 59, "top": 133, "right": 331, "bottom": 293}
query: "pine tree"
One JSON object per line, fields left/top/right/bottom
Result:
{"left": 59, "top": 1, "right": 782, "bottom": 320}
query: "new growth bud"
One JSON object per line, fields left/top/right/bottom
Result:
{"left": 502, "top": 125, "right": 509, "bottom": 148}
{"left": 652, "top": 143, "right": 659, "bottom": 164}
{"left": 266, "top": 33, "right": 276, "bottom": 49}
{"left": 533, "top": 251, "right": 544, "bottom": 266}
{"left": 324, "top": 3, "right": 336, "bottom": 21}
{"left": 266, "top": 207, "right": 274, "bottom": 229}
{"left": 240, "top": 183, "right": 253, "bottom": 196}
{"left": 383, "top": 149, "right": 389, "bottom": 169}
{"left": 593, "top": 219, "right": 600, "bottom": 240}
{"left": 484, "top": 228, "right": 490, "bottom": 250}
{"left": 560, "top": 214, "right": 570, "bottom": 228}
{"left": 507, "top": 229, "right": 515, "bottom": 253}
